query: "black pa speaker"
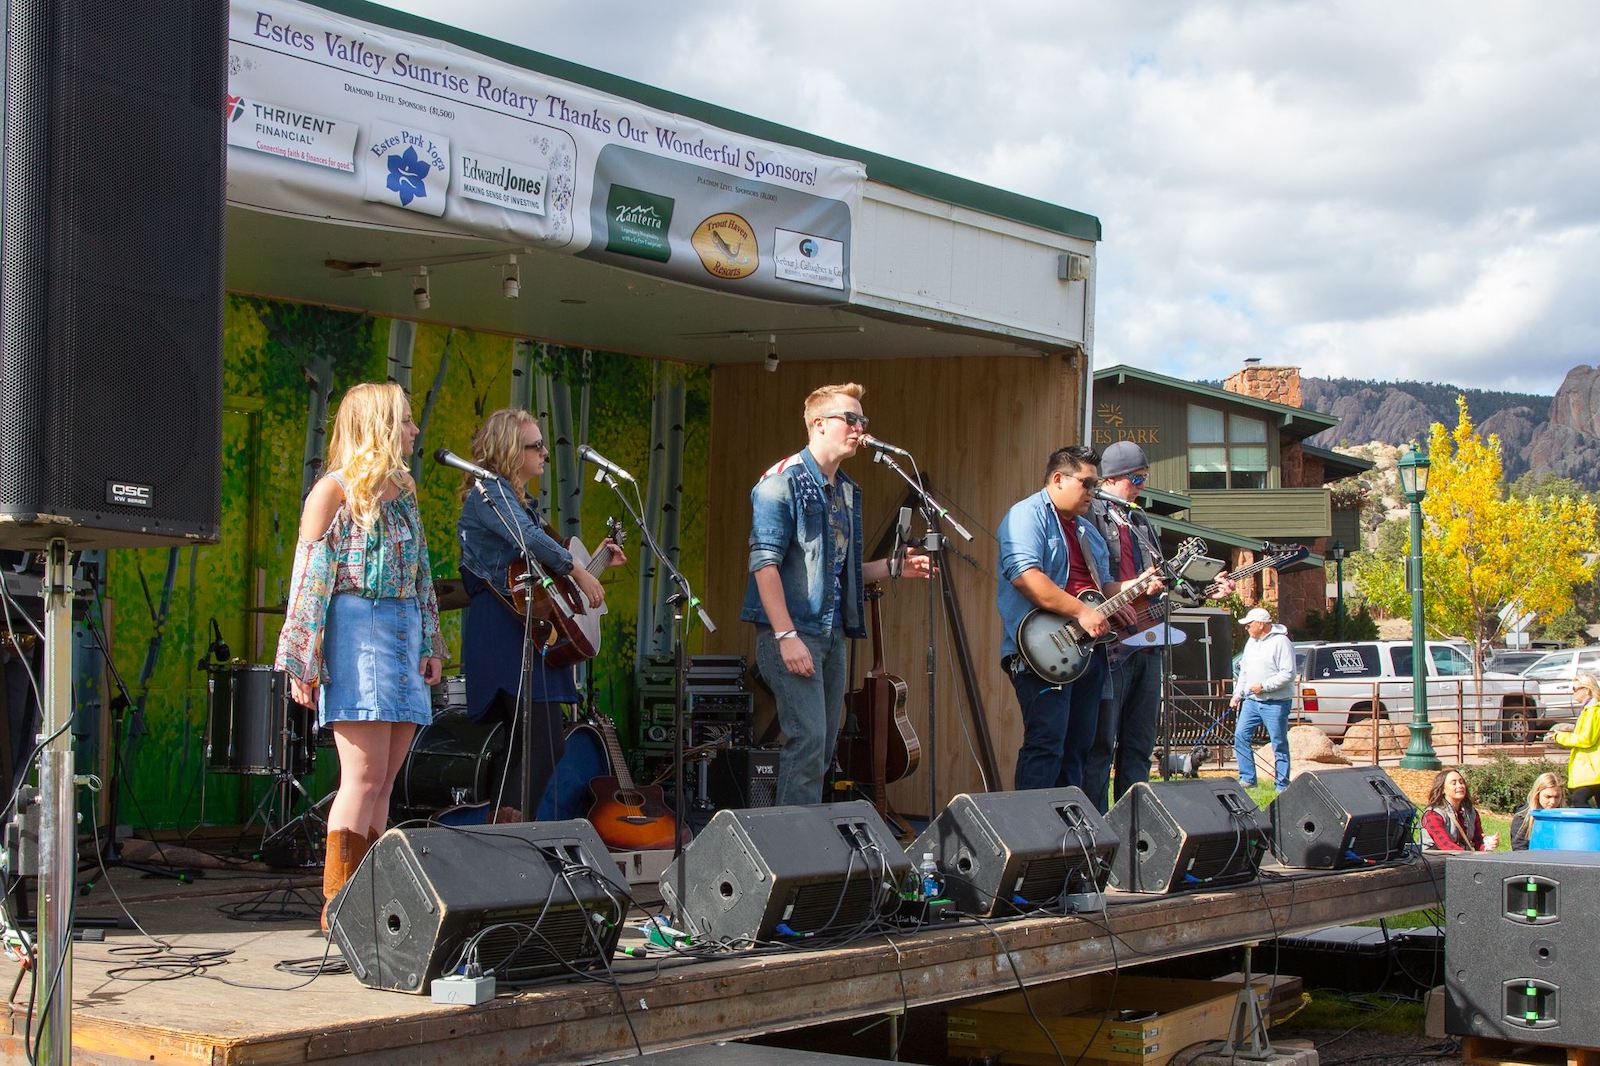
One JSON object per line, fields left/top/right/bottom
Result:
{"left": 909, "top": 787, "right": 1118, "bottom": 917}
{"left": 331, "top": 821, "right": 627, "bottom": 994}
{"left": 708, "top": 746, "right": 779, "bottom": 810}
{"left": 660, "top": 801, "right": 911, "bottom": 944}
{"left": 1268, "top": 766, "right": 1416, "bottom": 869}
{"left": 1446, "top": 850, "right": 1600, "bottom": 1047}
{"left": 1104, "top": 778, "right": 1269, "bottom": 893}
{"left": 0, "top": 0, "right": 226, "bottom": 549}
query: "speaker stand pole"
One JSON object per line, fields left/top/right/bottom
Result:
{"left": 37, "top": 538, "right": 77, "bottom": 1063}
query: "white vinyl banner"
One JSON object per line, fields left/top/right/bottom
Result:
{"left": 227, "top": 1, "right": 864, "bottom": 301}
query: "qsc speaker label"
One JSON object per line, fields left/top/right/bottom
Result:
{"left": 107, "top": 482, "right": 154, "bottom": 508}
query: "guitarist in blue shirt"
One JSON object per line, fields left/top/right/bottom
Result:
{"left": 997, "top": 446, "right": 1160, "bottom": 792}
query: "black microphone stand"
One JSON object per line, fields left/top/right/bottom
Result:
{"left": 589, "top": 468, "right": 714, "bottom": 916}
{"left": 869, "top": 451, "right": 972, "bottom": 820}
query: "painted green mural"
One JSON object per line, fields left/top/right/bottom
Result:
{"left": 105, "top": 295, "right": 710, "bottom": 830}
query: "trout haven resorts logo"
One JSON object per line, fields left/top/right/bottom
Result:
{"left": 363, "top": 123, "right": 451, "bottom": 218}
{"left": 605, "top": 185, "right": 674, "bottom": 262}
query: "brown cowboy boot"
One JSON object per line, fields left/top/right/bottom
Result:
{"left": 321, "top": 828, "right": 362, "bottom": 936}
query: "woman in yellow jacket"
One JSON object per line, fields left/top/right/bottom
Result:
{"left": 1552, "top": 672, "right": 1600, "bottom": 808}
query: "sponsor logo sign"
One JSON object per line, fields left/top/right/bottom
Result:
{"left": 605, "top": 184, "right": 674, "bottom": 262}
{"left": 225, "top": 96, "right": 357, "bottom": 173}
{"left": 458, "top": 150, "right": 549, "bottom": 216}
{"left": 363, "top": 122, "right": 451, "bottom": 217}
{"left": 691, "top": 212, "right": 758, "bottom": 279}
{"left": 106, "top": 482, "right": 153, "bottom": 508}
{"left": 773, "top": 228, "right": 844, "bottom": 290}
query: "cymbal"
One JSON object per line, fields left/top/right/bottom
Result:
{"left": 434, "top": 578, "right": 471, "bottom": 613}
{"left": 245, "top": 603, "right": 287, "bottom": 615}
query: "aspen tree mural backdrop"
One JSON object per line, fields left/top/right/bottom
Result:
{"left": 105, "top": 296, "right": 710, "bottom": 829}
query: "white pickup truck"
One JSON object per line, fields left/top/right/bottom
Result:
{"left": 1293, "top": 640, "right": 1554, "bottom": 744}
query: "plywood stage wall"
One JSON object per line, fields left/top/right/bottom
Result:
{"left": 704, "top": 351, "right": 1085, "bottom": 815}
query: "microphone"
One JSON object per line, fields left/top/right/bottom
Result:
{"left": 434, "top": 448, "right": 497, "bottom": 482}
{"left": 1093, "top": 485, "right": 1140, "bottom": 509}
{"left": 862, "top": 435, "right": 912, "bottom": 457}
{"left": 210, "top": 617, "right": 231, "bottom": 663}
{"left": 577, "top": 444, "right": 635, "bottom": 483}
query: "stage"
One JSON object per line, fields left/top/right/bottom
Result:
{"left": 0, "top": 851, "right": 1446, "bottom": 1065}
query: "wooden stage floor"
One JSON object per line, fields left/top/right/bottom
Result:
{"left": 2, "top": 853, "right": 1446, "bottom": 1065}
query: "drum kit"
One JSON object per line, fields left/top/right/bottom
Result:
{"left": 211, "top": 579, "right": 500, "bottom": 862}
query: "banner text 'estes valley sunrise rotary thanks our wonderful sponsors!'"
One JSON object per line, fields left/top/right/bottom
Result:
{"left": 250, "top": 11, "right": 823, "bottom": 187}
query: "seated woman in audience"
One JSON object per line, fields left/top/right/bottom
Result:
{"left": 1421, "top": 767, "right": 1499, "bottom": 852}
{"left": 1508, "top": 771, "right": 1567, "bottom": 851}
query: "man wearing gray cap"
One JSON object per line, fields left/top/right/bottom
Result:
{"left": 1231, "top": 606, "right": 1296, "bottom": 790}
{"left": 1084, "top": 441, "right": 1167, "bottom": 812}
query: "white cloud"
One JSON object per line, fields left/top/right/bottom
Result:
{"left": 375, "top": 0, "right": 1600, "bottom": 392}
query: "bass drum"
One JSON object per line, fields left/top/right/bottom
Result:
{"left": 391, "top": 715, "right": 506, "bottom": 818}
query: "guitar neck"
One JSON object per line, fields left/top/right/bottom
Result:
{"left": 1094, "top": 574, "right": 1155, "bottom": 618}
{"left": 589, "top": 717, "right": 634, "bottom": 789}
{"left": 585, "top": 545, "right": 613, "bottom": 578}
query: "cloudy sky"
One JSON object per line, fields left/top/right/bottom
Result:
{"left": 372, "top": 1, "right": 1600, "bottom": 394}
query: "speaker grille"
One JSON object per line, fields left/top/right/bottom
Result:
{"left": 475, "top": 906, "right": 598, "bottom": 983}
{"left": 0, "top": 0, "right": 225, "bottom": 547}
{"left": 784, "top": 878, "right": 879, "bottom": 935}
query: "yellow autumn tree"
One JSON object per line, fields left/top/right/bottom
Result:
{"left": 1357, "top": 396, "right": 1599, "bottom": 647}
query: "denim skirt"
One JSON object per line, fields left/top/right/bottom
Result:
{"left": 319, "top": 593, "right": 433, "bottom": 727}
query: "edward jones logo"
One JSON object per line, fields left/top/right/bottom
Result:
{"left": 605, "top": 185, "right": 674, "bottom": 262}
{"left": 691, "top": 213, "right": 758, "bottom": 280}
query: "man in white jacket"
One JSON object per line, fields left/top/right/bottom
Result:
{"left": 1231, "top": 606, "right": 1296, "bottom": 790}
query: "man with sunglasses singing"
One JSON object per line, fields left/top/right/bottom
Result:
{"left": 998, "top": 445, "right": 1157, "bottom": 792}
{"left": 742, "top": 383, "right": 933, "bottom": 805}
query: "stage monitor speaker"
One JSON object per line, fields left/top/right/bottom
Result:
{"left": 709, "top": 746, "right": 779, "bottom": 811}
{"left": 0, "top": 0, "right": 226, "bottom": 549}
{"left": 660, "top": 800, "right": 911, "bottom": 944}
{"left": 1104, "top": 778, "right": 1269, "bottom": 894}
{"left": 1268, "top": 766, "right": 1416, "bottom": 869}
{"left": 331, "top": 821, "right": 627, "bottom": 994}
{"left": 1168, "top": 609, "right": 1234, "bottom": 684}
{"left": 1445, "top": 850, "right": 1600, "bottom": 1047}
{"left": 909, "top": 787, "right": 1118, "bottom": 917}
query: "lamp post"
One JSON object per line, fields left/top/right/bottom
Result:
{"left": 1330, "top": 541, "right": 1347, "bottom": 640}
{"left": 1397, "top": 446, "right": 1440, "bottom": 770}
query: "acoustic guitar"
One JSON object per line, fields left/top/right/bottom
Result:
{"left": 507, "top": 518, "right": 624, "bottom": 669}
{"left": 840, "top": 583, "right": 920, "bottom": 827}
{"left": 585, "top": 713, "right": 684, "bottom": 851}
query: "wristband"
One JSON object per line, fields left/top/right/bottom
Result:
{"left": 773, "top": 629, "right": 798, "bottom": 640}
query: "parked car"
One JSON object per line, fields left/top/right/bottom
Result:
{"left": 1293, "top": 640, "right": 1553, "bottom": 744}
{"left": 1484, "top": 649, "right": 1552, "bottom": 675}
{"left": 1518, "top": 648, "right": 1600, "bottom": 718}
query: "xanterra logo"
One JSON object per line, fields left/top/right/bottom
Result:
{"left": 605, "top": 184, "right": 674, "bottom": 262}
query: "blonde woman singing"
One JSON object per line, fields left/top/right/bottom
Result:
{"left": 275, "top": 382, "right": 443, "bottom": 933}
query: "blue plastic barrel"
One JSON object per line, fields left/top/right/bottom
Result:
{"left": 1529, "top": 808, "right": 1600, "bottom": 851}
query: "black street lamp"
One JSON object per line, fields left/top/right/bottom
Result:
{"left": 1330, "top": 540, "right": 1347, "bottom": 640}
{"left": 1396, "top": 446, "right": 1440, "bottom": 770}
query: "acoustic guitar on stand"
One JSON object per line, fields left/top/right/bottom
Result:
{"left": 507, "top": 518, "right": 624, "bottom": 668}
{"left": 584, "top": 713, "right": 685, "bottom": 851}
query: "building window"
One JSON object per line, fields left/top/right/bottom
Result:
{"left": 1187, "top": 405, "right": 1268, "bottom": 490}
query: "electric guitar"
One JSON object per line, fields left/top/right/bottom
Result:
{"left": 1116, "top": 542, "right": 1310, "bottom": 648}
{"left": 584, "top": 713, "right": 684, "bottom": 851}
{"left": 507, "top": 518, "right": 624, "bottom": 669}
{"left": 1015, "top": 537, "right": 1206, "bottom": 684}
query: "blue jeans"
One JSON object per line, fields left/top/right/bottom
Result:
{"left": 1010, "top": 650, "right": 1107, "bottom": 792}
{"left": 1234, "top": 696, "right": 1291, "bottom": 789}
{"left": 755, "top": 626, "right": 849, "bottom": 806}
{"left": 1085, "top": 648, "right": 1162, "bottom": 813}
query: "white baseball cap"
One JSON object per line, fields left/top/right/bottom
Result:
{"left": 1239, "top": 607, "right": 1273, "bottom": 625}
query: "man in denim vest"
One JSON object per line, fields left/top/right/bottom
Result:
{"left": 742, "top": 383, "right": 933, "bottom": 805}
{"left": 998, "top": 445, "right": 1159, "bottom": 792}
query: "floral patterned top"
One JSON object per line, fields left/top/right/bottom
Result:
{"left": 273, "top": 473, "right": 443, "bottom": 684}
